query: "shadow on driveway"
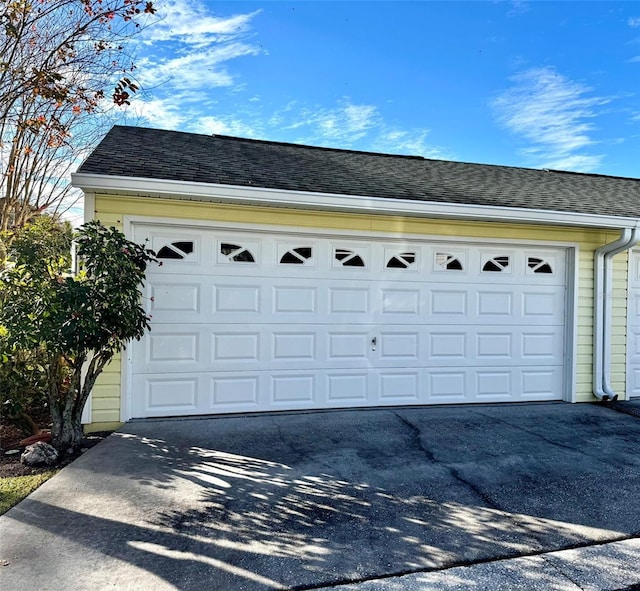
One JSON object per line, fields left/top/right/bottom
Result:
{"left": 2, "top": 403, "right": 640, "bottom": 590}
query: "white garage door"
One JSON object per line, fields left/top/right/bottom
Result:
{"left": 129, "top": 224, "right": 567, "bottom": 418}
{"left": 627, "top": 251, "right": 640, "bottom": 399}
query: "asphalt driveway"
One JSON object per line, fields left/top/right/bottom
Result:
{"left": 2, "top": 403, "right": 640, "bottom": 590}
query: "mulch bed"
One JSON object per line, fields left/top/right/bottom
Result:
{"left": 0, "top": 419, "right": 111, "bottom": 478}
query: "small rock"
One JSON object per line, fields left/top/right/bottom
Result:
{"left": 20, "top": 441, "right": 59, "bottom": 467}
{"left": 4, "top": 449, "right": 21, "bottom": 456}
{"left": 80, "top": 447, "right": 88, "bottom": 453}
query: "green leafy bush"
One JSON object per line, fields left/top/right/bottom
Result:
{"left": 1, "top": 219, "right": 156, "bottom": 451}
{"left": 0, "top": 346, "right": 49, "bottom": 436}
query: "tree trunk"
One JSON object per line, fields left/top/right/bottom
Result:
{"left": 51, "top": 406, "right": 85, "bottom": 451}
{"left": 48, "top": 354, "right": 86, "bottom": 451}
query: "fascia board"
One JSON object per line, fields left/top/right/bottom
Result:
{"left": 71, "top": 172, "right": 640, "bottom": 230}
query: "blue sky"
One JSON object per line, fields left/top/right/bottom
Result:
{"left": 126, "top": 1, "right": 640, "bottom": 178}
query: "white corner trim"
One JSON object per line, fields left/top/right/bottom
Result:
{"left": 71, "top": 173, "right": 640, "bottom": 230}
{"left": 565, "top": 246, "right": 579, "bottom": 403}
{"left": 83, "top": 191, "right": 96, "bottom": 223}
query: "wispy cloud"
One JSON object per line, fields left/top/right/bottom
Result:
{"left": 493, "top": 67, "right": 608, "bottom": 171}
{"left": 128, "top": 2, "right": 449, "bottom": 160}
{"left": 142, "top": 0, "right": 260, "bottom": 46}
{"left": 136, "top": 0, "right": 263, "bottom": 93}
{"left": 628, "top": 17, "right": 640, "bottom": 28}
{"left": 372, "top": 130, "right": 452, "bottom": 159}
{"left": 266, "top": 99, "right": 448, "bottom": 158}
{"left": 282, "top": 101, "right": 381, "bottom": 144}
{"left": 196, "top": 115, "right": 260, "bottom": 137}
{"left": 506, "top": 1, "right": 530, "bottom": 17}
{"left": 138, "top": 42, "right": 261, "bottom": 89}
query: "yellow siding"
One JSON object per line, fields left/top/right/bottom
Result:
{"left": 87, "top": 352, "right": 122, "bottom": 428}
{"left": 610, "top": 253, "right": 629, "bottom": 395}
{"left": 84, "top": 194, "right": 631, "bottom": 428}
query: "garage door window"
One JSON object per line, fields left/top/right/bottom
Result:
{"left": 482, "top": 255, "right": 510, "bottom": 272}
{"left": 435, "top": 252, "right": 464, "bottom": 271}
{"left": 334, "top": 248, "right": 365, "bottom": 268}
{"left": 280, "top": 247, "right": 313, "bottom": 265}
{"left": 219, "top": 243, "right": 256, "bottom": 263}
{"left": 156, "top": 241, "right": 195, "bottom": 260}
{"left": 386, "top": 251, "right": 417, "bottom": 269}
{"left": 527, "top": 257, "right": 553, "bottom": 274}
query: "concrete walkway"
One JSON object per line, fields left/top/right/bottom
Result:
{"left": 1, "top": 402, "right": 640, "bottom": 590}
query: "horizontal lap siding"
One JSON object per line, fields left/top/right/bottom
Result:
{"left": 85, "top": 194, "right": 628, "bottom": 427}
{"left": 85, "top": 352, "right": 122, "bottom": 431}
{"left": 575, "top": 241, "right": 628, "bottom": 401}
{"left": 611, "top": 253, "right": 629, "bottom": 396}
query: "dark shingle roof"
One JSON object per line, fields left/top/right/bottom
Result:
{"left": 76, "top": 125, "right": 640, "bottom": 218}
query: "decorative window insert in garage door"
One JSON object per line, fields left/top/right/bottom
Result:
{"left": 128, "top": 224, "right": 568, "bottom": 418}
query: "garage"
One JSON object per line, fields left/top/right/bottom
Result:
{"left": 128, "top": 223, "right": 568, "bottom": 418}
{"left": 72, "top": 126, "right": 640, "bottom": 427}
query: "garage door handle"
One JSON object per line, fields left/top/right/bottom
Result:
{"left": 371, "top": 337, "right": 377, "bottom": 351}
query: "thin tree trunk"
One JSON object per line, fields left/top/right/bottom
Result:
{"left": 48, "top": 353, "right": 85, "bottom": 451}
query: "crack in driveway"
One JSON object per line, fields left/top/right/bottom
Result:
{"left": 391, "top": 410, "right": 501, "bottom": 511}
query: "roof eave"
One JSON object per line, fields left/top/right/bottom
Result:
{"left": 71, "top": 172, "right": 640, "bottom": 230}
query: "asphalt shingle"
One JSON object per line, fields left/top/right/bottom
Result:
{"left": 77, "top": 125, "right": 640, "bottom": 218}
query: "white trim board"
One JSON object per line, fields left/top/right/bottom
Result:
{"left": 72, "top": 172, "right": 640, "bottom": 231}
{"left": 123, "top": 214, "right": 583, "bottom": 250}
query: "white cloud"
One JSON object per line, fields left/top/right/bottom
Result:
{"left": 372, "top": 130, "right": 451, "bottom": 159}
{"left": 127, "top": 98, "right": 187, "bottom": 130}
{"left": 493, "top": 67, "right": 608, "bottom": 171}
{"left": 628, "top": 55, "right": 640, "bottom": 63}
{"left": 264, "top": 100, "right": 449, "bottom": 158}
{"left": 310, "top": 102, "right": 380, "bottom": 142}
{"left": 135, "top": 0, "right": 263, "bottom": 94}
{"left": 142, "top": 0, "right": 260, "bottom": 46}
{"left": 196, "top": 115, "right": 259, "bottom": 137}
{"left": 628, "top": 17, "right": 640, "bottom": 28}
{"left": 139, "top": 42, "right": 261, "bottom": 89}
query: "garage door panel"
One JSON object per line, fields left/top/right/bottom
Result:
{"left": 131, "top": 226, "right": 568, "bottom": 416}
{"left": 327, "top": 331, "right": 370, "bottom": 360}
{"left": 139, "top": 376, "right": 200, "bottom": 417}
{"left": 131, "top": 364, "right": 563, "bottom": 417}
{"left": 134, "top": 326, "right": 207, "bottom": 372}
{"left": 380, "top": 288, "right": 421, "bottom": 316}
{"left": 149, "top": 281, "right": 202, "bottom": 318}
{"left": 213, "top": 331, "right": 261, "bottom": 362}
{"left": 214, "top": 283, "right": 263, "bottom": 315}
{"left": 379, "top": 371, "right": 421, "bottom": 403}
{"left": 273, "top": 285, "right": 318, "bottom": 313}
{"left": 521, "top": 289, "right": 565, "bottom": 320}
{"left": 378, "top": 331, "right": 420, "bottom": 360}
{"left": 148, "top": 332, "right": 200, "bottom": 363}
{"left": 211, "top": 376, "right": 260, "bottom": 408}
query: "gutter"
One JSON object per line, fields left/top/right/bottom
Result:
{"left": 593, "top": 226, "right": 640, "bottom": 401}
{"left": 71, "top": 172, "right": 640, "bottom": 231}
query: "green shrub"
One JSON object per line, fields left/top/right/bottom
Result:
{"left": 0, "top": 346, "right": 50, "bottom": 436}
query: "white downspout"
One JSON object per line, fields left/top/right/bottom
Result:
{"left": 594, "top": 227, "right": 640, "bottom": 401}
